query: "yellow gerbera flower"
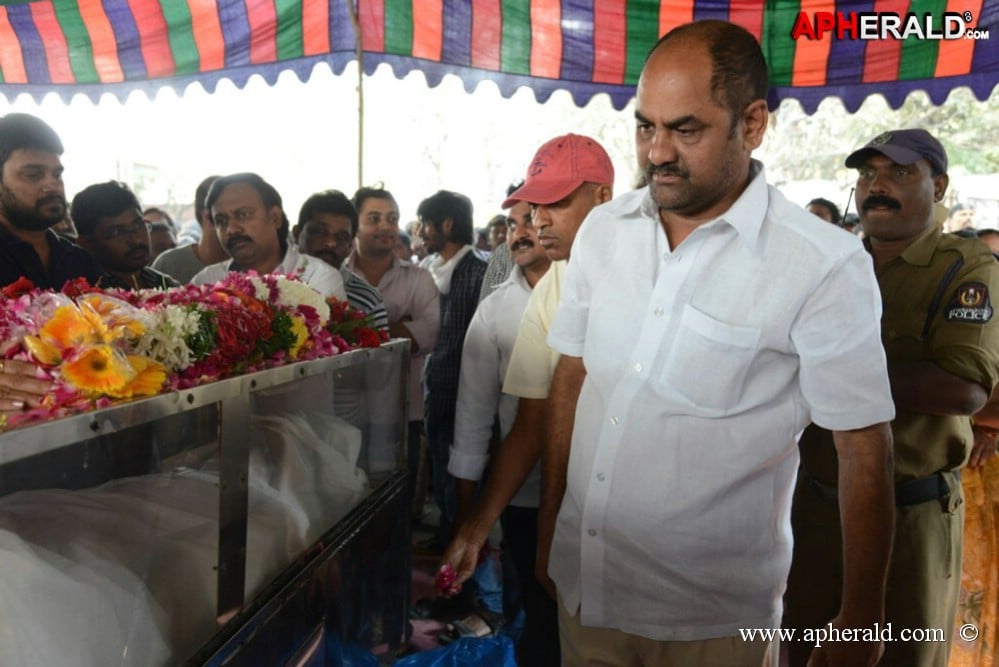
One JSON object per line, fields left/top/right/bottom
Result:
{"left": 23, "top": 334, "right": 63, "bottom": 366}
{"left": 288, "top": 316, "right": 309, "bottom": 358}
{"left": 106, "top": 356, "right": 167, "bottom": 399}
{"left": 61, "top": 345, "right": 135, "bottom": 395}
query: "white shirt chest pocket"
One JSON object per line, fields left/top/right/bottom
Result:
{"left": 659, "top": 304, "right": 762, "bottom": 415}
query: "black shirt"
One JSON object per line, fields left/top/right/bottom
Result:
{"left": 96, "top": 266, "right": 180, "bottom": 291}
{"left": 0, "top": 224, "right": 104, "bottom": 290}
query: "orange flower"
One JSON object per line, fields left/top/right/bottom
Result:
{"left": 78, "top": 295, "right": 146, "bottom": 339}
{"left": 61, "top": 345, "right": 135, "bottom": 395}
{"left": 44, "top": 303, "right": 106, "bottom": 345}
{"left": 106, "top": 355, "right": 167, "bottom": 399}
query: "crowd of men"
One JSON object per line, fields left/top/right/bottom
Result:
{"left": 1, "top": 17, "right": 997, "bottom": 667}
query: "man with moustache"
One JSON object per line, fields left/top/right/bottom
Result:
{"left": 191, "top": 173, "right": 345, "bottom": 299}
{"left": 447, "top": 194, "right": 554, "bottom": 665}
{"left": 785, "top": 130, "right": 999, "bottom": 667}
{"left": 152, "top": 176, "right": 228, "bottom": 284}
{"left": 71, "top": 181, "right": 179, "bottom": 290}
{"left": 441, "top": 133, "right": 613, "bottom": 666}
{"left": 0, "top": 113, "right": 105, "bottom": 416}
{"left": 0, "top": 113, "right": 103, "bottom": 290}
{"left": 293, "top": 189, "right": 388, "bottom": 333}
{"left": 542, "top": 21, "right": 896, "bottom": 665}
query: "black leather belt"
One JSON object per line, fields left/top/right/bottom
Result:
{"left": 799, "top": 468, "right": 956, "bottom": 507}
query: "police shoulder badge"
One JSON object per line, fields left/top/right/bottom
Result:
{"left": 944, "top": 282, "right": 993, "bottom": 323}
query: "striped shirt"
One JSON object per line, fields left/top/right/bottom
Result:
{"left": 340, "top": 266, "right": 389, "bottom": 334}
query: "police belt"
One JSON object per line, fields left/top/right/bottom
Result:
{"left": 799, "top": 468, "right": 957, "bottom": 507}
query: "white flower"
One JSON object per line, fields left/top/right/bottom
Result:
{"left": 129, "top": 305, "right": 204, "bottom": 371}
{"left": 272, "top": 276, "right": 330, "bottom": 325}
{"left": 247, "top": 275, "right": 272, "bottom": 302}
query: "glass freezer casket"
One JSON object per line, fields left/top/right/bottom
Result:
{"left": 0, "top": 340, "right": 410, "bottom": 666}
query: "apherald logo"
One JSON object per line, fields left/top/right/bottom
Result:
{"left": 791, "top": 11, "right": 990, "bottom": 41}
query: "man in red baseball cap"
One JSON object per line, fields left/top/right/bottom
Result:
{"left": 501, "top": 133, "right": 615, "bottom": 262}
{"left": 441, "top": 133, "right": 614, "bottom": 666}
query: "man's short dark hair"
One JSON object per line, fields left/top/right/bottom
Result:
{"left": 206, "top": 173, "right": 287, "bottom": 254}
{"left": 0, "top": 113, "right": 64, "bottom": 174}
{"left": 649, "top": 20, "right": 769, "bottom": 127}
{"left": 71, "top": 181, "right": 141, "bottom": 237}
{"left": 143, "top": 207, "right": 174, "bottom": 229}
{"left": 417, "top": 190, "right": 474, "bottom": 246}
{"left": 977, "top": 228, "right": 999, "bottom": 239}
{"left": 195, "top": 175, "right": 220, "bottom": 225}
{"left": 807, "top": 197, "right": 842, "bottom": 225}
{"left": 352, "top": 185, "right": 397, "bottom": 217}
{"left": 297, "top": 190, "right": 359, "bottom": 236}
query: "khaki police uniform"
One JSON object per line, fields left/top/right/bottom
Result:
{"left": 784, "top": 224, "right": 999, "bottom": 667}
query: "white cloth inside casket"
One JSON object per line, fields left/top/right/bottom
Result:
{"left": 0, "top": 411, "right": 368, "bottom": 666}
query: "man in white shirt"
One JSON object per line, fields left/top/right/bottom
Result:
{"left": 543, "top": 20, "right": 896, "bottom": 666}
{"left": 447, "top": 197, "right": 551, "bottom": 664}
{"left": 191, "top": 173, "right": 345, "bottom": 300}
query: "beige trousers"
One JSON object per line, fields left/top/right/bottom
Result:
{"left": 558, "top": 598, "right": 774, "bottom": 667}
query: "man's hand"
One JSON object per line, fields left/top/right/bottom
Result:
{"left": 389, "top": 316, "right": 417, "bottom": 351}
{"left": 438, "top": 522, "right": 488, "bottom": 596}
{"left": 968, "top": 424, "right": 998, "bottom": 468}
{"left": 535, "top": 504, "right": 557, "bottom": 600}
{"left": 0, "top": 358, "right": 52, "bottom": 413}
{"left": 807, "top": 616, "right": 884, "bottom": 666}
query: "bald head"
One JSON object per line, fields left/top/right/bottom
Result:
{"left": 636, "top": 20, "right": 770, "bottom": 223}
{"left": 646, "top": 20, "right": 769, "bottom": 126}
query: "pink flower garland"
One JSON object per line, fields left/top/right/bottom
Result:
{"left": 0, "top": 272, "right": 380, "bottom": 429}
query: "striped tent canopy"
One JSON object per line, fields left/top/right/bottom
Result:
{"left": 0, "top": 0, "right": 996, "bottom": 112}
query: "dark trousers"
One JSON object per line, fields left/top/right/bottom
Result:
{"left": 501, "top": 505, "right": 561, "bottom": 667}
{"left": 784, "top": 473, "right": 964, "bottom": 667}
{"left": 425, "top": 417, "right": 456, "bottom": 545}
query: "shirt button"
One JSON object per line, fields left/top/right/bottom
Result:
{"left": 654, "top": 307, "right": 664, "bottom": 317}
{"left": 610, "top": 416, "right": 619, "bottom": 425}
{"left": 596, "top": 473, "right": 606, "bottom": 482}
{"left": 662, "top": 252, "right": 669, "bottom": 262}
{"left": 587, "top": 529, "right": 597, "bottom": 537}
{"left": 634, "top": 363, "right": 643, "bottom": 373}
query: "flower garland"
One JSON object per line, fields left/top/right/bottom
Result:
{"left": 0, "top": 273, "right": 386, "bottom": 430}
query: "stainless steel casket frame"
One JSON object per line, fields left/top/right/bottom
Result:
{"left": 0, "top": 340, "right": 411, "bottom": 666}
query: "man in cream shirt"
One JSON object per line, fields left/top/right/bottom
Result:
{"left": 441, "top": 133, "right": 614, "bottom": 665}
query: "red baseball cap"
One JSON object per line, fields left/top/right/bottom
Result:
{"left": 502, "top": 134, "right": 614, "bottom": 209}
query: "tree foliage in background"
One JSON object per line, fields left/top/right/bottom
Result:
{"left": 765, "top": 87, "right": 999, "bottom": 184}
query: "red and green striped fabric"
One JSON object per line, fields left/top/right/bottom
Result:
{"left": 0, "top": 0, "right": 995, "bottom": 110}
